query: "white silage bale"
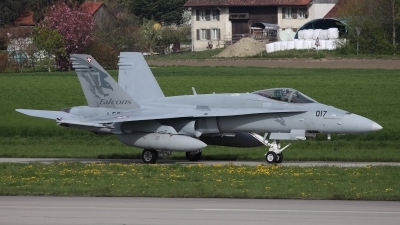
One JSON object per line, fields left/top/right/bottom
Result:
{"left": 297, "top": 30, "right": 304, "bottom": 40}
{"left": 312, "top": 29, "right": 322, "bottom": 40}
{"left": 295, "top": 39, "right": 304, "bottom": 50}
{"left": 287, "top": 41, "right": 295, "bottom": 50}
{"left": 326, "top": 40, "right": 336, "bottom": 50}
{"left": 320, "top": 30, "right": 328, "bottom": 40}
{"left": 266, "top": 43, "right": 275, "bottom": 53}
{"left": 303, "top": 29, "right": 313, "bottom": 40}
{"left": 280, "top": 41, "right": 288, "bottom": 51}
{"left": 303, "top": 40, "right": 313, "bottom": 49}
{"left": 328, "top": 28, "right": 339, "bottom": 39}
{"left": 274, "top": 41, "right": 281, "bottom": 51}
{"left": 319, "top": 40, "right": 326, "bottom": 50}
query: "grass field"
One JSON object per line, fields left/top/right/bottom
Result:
{"left": 0, "top": 163, "right": 398, "bottom": 200}
{"left": 0, "top": 67, "right": 399, "bottom": 161}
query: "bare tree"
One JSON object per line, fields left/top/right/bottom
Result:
{"left": 338, "top": 0, "right": 400, "bottom": 54}
{"left": 6, "top": 27, "right": 33, "bottom": 72}
{"left": 374, "top": 0, "right": 400, "bottom": 49}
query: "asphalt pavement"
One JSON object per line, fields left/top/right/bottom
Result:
{"left": 0, "top": 197, "right": 399, "bottom": 225}
{"left": 1, "top": 158, "right": 400, "bottom": 167}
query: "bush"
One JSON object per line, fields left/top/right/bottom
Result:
{"left": 87, "top": 40, "right": 118, "bottom": 69}
{"left": 0, "top": 52, "right": 8, "bottom": 73}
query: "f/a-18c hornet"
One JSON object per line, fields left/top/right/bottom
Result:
{"left": 16, "top": 53, "right": 382, "bottom": 164}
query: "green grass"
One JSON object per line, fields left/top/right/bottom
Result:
{"left": 0, "top": 163, "right": 399, "bottom": 200}
{"left": 0, "top": 67, "right": 399, "bottom": 161}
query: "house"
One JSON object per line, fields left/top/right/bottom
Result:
{"left": 324, "top": 0, "right": 346, "bottom": 19}
{"left": 6, "top": 2, "right": 108, "bottom": 68}
{"left": 184, "top": 0, "right": 339, "bottom": 51}
{"left": 13, "top": 11, "right": 36, "bottom": 27}
{"left": 80, "top": 2, "right": 108, "bottom": 28}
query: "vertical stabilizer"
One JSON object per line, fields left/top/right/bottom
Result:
{"left": 118, "top": 52, "right": 165, "bottom": 102}
{"left": 71, "top": 54, "right": 140, "bottom": 109}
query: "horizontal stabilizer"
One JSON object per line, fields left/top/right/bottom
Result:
{"left": 15, "top": 109, "right": 84, "bottom": 120}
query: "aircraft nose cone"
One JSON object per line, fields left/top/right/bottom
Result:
{"left": 341, "top": 114, "right": 382, "bottom": 134}
{"left": 371, "top": 122, "right": 383, "bottom": 131}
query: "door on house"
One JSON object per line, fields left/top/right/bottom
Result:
{"left": 232, "top": 20, "right": 249, "bottom": 43}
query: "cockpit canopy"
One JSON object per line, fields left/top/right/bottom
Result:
{"left": 252, "top": 88, "right": 317, "bottom": 103}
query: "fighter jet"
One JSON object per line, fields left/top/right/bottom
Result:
{"left": 16, "top": 53, "right": 382, "bottom": 164}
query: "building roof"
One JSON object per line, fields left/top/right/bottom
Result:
{"left": 13, "top": 2, "right": 105, "bottom": 26}
{"left": 184, "top": 0, "right": 312, "bottom": 7}
{"left": 80, "top": 2, "right": 105, "bottom": 16}
{"left": 13, "top": 11, "right": 35, "bottom": 26}
{"left": 324, "top": 0, "right": 345, "bottom": 18}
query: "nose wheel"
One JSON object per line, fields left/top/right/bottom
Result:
{"left": 266, "top": 151, "right": 283, "bottom": 163}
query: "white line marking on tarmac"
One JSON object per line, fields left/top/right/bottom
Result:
{"left": 194, "top": 209, "right": 400, "bottom": 214}
{"left": 1, "top": 206, "right": 399, "bottom": 214}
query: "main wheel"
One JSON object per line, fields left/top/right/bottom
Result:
{"left": 186, "top": 151, "right": 202, "bottom": 161}
{"left": 142, "top": 149, "right": 158, "bottom": 164}
{"left": 276, "top": 153, "right": 284, "bottom": 163}
{"left": 266, "top": 151, "right": 277, "bottom": 163}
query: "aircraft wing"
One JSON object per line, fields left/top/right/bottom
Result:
{"left": 73, "top": 108, "right": 305, "bottom": 124}
{"left": 16, "top": 107, "right": 305, "bottom": 126}
{"left": 15, "top": 109, "right": 84, "bottom": 120}
{"left": 186, "top": 108, "right": 306, "bottom": 117}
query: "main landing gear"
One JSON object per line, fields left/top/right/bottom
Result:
{"left": 141, "top": 149, "right": 203, "bottom": 164}
{"left": 141, "top": 149, "right": 158, "bottom": 164}
{"left": 186, "top": 150, "right": 202, "bottom": 161}
{"left": 264, "top": 139, "right": 291, "bottom": 164}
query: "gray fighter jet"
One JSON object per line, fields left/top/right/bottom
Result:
{"left": 16, "top": 53, "right": 382, "bottom": 164}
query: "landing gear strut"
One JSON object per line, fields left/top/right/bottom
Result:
{"left": 142, "top": 149, "right": 158, "bottom": 164}
{"left": 264, "top": 139, "right": 291, "bottom": 164}
{"left": 186, "top": 150, "right": 202, "bottom": 161}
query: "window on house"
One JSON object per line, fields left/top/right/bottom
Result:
{"left": 211, "top": 10, "right": 220, "bottom": 21}
{"left": 200, "top": 29, "right": 207, "bottom": 40}
{"left": 282, "top": 8, "right": 292, "bottom": 19}
{"left": 200, "top": 10, "right": 206, "bottom": 20}
{"left": 196, "top": 10, "right": 208, "bottom": 21}
{"left": 196, "top": 29, "right": 211, "bottom": 40}
{"left": 286, "top": 8, "right": 292, "bottom": 19}
{"left": 292, "top": 8, "right": 297, "bottom": 19}
{"left": 211, "top": 28, "right": 220, "bottom": 40}
{"left": 298, "top": 8, "right": 307, "bottom": 19}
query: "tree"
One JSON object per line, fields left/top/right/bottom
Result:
{"left": 0, "top": 0, "right": 29, "bottom": 25}
{"left": 28, "top": 0, "right": 86, "bottom": 23}
{"left": 128, "top": 0, "right": 188, "bottom": 25}
{"left": 159, "top": 24, "right": 191, "bottom": 53}
{"left": 94, "top": 1, "right": 141, "bottom": 52}
{"left": 40, "top": 2, "right": 95, "bottom": 70}
{"left": 0, "top": 0, "right": 85, "bottom": 25}
{"left": 6, "top": 27, "right": 34, "bottom": 72}
{"left": 338, "top": 0, "right": 400, "bottom": 54}
{"left": 33, "top": 26, "right": 65, "bottom": 72}
{"left": 137, "top": 19, "right": 162, "bottom": 54}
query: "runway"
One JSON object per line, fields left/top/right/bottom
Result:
{"left": 1, "top": 158, "right": 400, "bottom": 167}
{"left": 0, "top": 197, "right": 399, "bottom": 225}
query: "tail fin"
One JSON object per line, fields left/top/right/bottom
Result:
{"left": 118, "top": 52, "right": 165, "bottom": 102}
{"left": 71, "top": 54, "right": 140, "bottom": 109}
